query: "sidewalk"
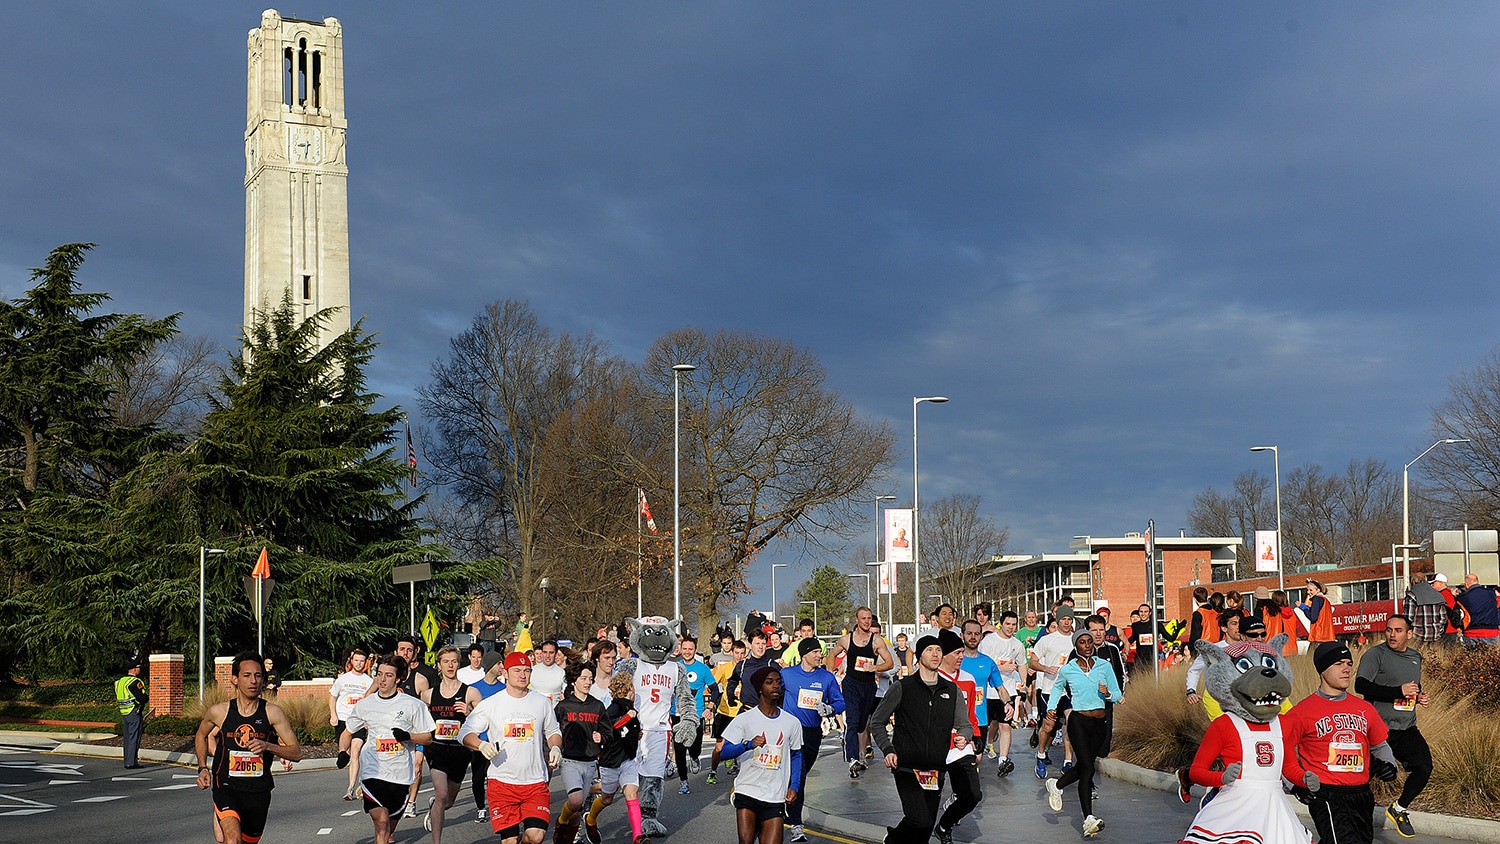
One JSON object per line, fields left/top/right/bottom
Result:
{"left": 800, "top": 736, "right": 1500, "bottom": 844}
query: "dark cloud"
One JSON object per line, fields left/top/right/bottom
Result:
{"left": 1, "top": 3, "right": 1496, "bottom": 602}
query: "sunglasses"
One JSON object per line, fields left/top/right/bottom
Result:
{"left": 1245, "top": 632, "right": 1267, "bottom": 638}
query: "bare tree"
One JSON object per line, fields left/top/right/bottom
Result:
{"left": 637, "top": 328, "right": 895, "bottom": 638}
{"left": 103, "top": 332, "right": 219, "bottom": 435}
{"left": 418, "top": 300, "right": 620, "bottom": 616}
{"left": 920, "top": 493, "right": 1009, "bottom": 613}
{"left": 1423, "top": 350, "right": 1500, "bottom": 531}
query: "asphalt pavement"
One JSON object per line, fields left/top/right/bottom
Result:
{"left": 3, "top": 730, "right": 1495, "bottom": 843}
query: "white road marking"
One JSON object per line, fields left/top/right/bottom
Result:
{"left": 341, "top": 809, "right": 359, "bottom": 816}
{"left": 0, "top": 808, "right": 53, "bottom": 816}
{"left": 317, "top": 828, "right": 333, "bottom": 835}
{"left": 111, "top": 776, "right": 151, "bottom": 781}
{"left": 47, "top": 779, "right": 87, "bottom": 785}
{"left": 150, "top": 783, "right": 198, "bottom": 791}
{"left": 0, "top": 794, "right": 53, "bottom": 808}
{"left": 73, "top": 795, "right": 129, "bottom": 803}
{"left": 172, "top": 773, "right": 198, "bottom": 779}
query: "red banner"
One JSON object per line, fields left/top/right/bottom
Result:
{"left": 1330, "top": 600, "right": 1397, "bottom": 635}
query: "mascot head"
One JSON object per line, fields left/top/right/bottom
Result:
{"left": 626, "top": 616, "right": 682, "bottom": 665}
{"left": 1197, "top": 633, "right": 1292, "bottom": 723}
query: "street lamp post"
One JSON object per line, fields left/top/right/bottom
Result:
{"left": 198, "top": 545, "right": 226, "bottom": 701}
{"left": 800, "top": 600, "right": 818, "bottom": 634}
{"left": 672, "top": 363, "right": 697, "bottom": 626}
{"left": 539, "top": 577, "right": 550, "bottom": 641}
{"left": 1250, "top": 446, "right": 1283, "bottom": 593}
{"left": 847, "top": 573, "right": 871, "bottom": 609}
{"left": 771, "top": 563, "right": 789, "bottom": 630}
{"left": 1404, "top": 438, "right": 1470, "bottom": 591}
{"left": 1390, "top": 543, "right": 1424, "bottom": 599}
{"left": 913, "top": 396, "right": 949, "bottom": 627}
{"left": 873, "top": 494, "right": 895, "bottom": 624}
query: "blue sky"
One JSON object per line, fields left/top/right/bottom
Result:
{"left": 2, "top": 3, "right": 1496, "bottom": 608}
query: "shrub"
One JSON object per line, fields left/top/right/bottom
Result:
{"left": 143, "top": 715, "right": 199, "bottom": 736}
{"left": 293, "top": 724, "right": 337, "bottom": 746}
{"left": 1424, "top": 644, "right": 1500, "bottom": 710}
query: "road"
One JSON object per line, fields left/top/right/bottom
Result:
{"left": 0, "top": 736, "right": 867, "bottom": 844}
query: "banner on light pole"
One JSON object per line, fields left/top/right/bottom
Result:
{"left": 877, "top": 560, "right": 898, "bottom": 595}
{"left": 885, "top": 508, "right": 913, "bottom": 563}
{"left": 1255, "top": 530, "right": 1280, "bottom": 573}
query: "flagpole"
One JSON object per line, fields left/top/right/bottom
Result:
{"left": 404, "top": 415, "right": 418, "bottom": 637}
{"left": 637, "top": 494, "right": 644, "bottom": 619}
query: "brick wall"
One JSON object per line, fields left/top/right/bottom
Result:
{"left": 215, "top": 656, "right": 234, "bottom": 692}
{"left": 273, "top": 679, "right": 334, "bottom": 705}
{"left": 148, "top": 653, "right": 184, "bottom": 716}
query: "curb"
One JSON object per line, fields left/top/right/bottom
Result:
{"left": 46, "top": 741, "right": 340, "bottom": 772}
{"left": 0, "top": 730, "right": 117, "bottom": 745}
{"left": 806, "top": 803, "right": 889, "bottom": 843}
{"left": 1098, "top": 758, "right": 1500, "bottom": 844}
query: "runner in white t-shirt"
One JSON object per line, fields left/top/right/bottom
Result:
{"left": 340, "top": 655, "right": 436, "bottom": 844}
{"left": 460, "top": 651, "right": 562, "bottom": 844}
{"left": 329, "top": 649, "right": 374, "bottom": 800}
{"left": 717, "top": 665, "right": 804, "bottom": 844}
{"left": 981, "top": 611, "right": 1028, "bottom": 776}
{"left": 528, "top": 641, "right": 567, "bottom": 704}
{"left": 456, "top": 644, "right": 488, "bottom": 686}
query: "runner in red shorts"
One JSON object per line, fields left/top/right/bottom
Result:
{"left": 461, "top": 651, "right": 564, "bottom": 844}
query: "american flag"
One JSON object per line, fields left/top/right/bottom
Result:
{"left": 405, "top": 420, "right": 418, "bottom": 488}
{"left": 638, "top": 488, "right": 658, "bottom": 534}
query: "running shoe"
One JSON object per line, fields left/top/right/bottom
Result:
{"left": 865, "top": 747, "right": 875, "bottom": 760}
{"left": 1035, "top": 755, "right": 1049, "bottom": 780}
{"left": 726, "top": 759, "right": 737, "bottom": 774}
{"left": 986, "top": 742, "right": 997, "bottom": 758}
{"left": 678, "top": 782, "right": 691, "bottom": 795}
{"left": 788, "top": 824, "right": 809, "bottom": 842}
{"left": 666, "top": 761, "right": 677, "bottom": 779}
{"left": 1029, "top": 728, "right": 1040, "bottom": 748}
{"left": 344, "top": 783, "right": 359, "bottom": 801}
{"left": 1061, "top": 760, "right": 1074, "bottom": 773}
{"left": 998, "top": 757, "right": 1015, "bottom": 778}
{"left": 422, "top": 797, "right": 434, "bottom": 832}
{"left": 934, "top": 824, "right": 953, "bottom": 844}
{"left": 1046, "top": 778, "right": 1064, "bottom": 812}
{"left": 476, "top": 808, "right": 488, "bottom": 824}
{"left": 633, "top": 836, "right": 651, "bottom": 844}
{"left": 705, "top": 772, "right": 718, "bottom": 785}
{"left": 585, "top": 822, "right": 602, "bottom": 844}
{"left": 1175, "top": 767, "right": 1192, "bottom": 804}
{"left": 849, "top": 760, "right": 862, "bottom": 779}
{"left": 1387, "top": 806, "right": 1416, "bottom": 838}
{"left": 690, "top": 759, "right": 700, "bottom": 774}
{"left": 1083, "top": 814, "right": 1105, "bottom": 838}
{"left": 1052, "top": 730, "right": 1065, "bottom": 747}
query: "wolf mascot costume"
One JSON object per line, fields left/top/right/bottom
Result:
{"left": 614, "top": 616, "right": 701, "bottom": 840}
{"left": 1179, "top": 634, "right": 1314, "bottom": 844}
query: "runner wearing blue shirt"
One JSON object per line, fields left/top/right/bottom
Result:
{"left": 672, "top": 638, "right": 715, "bottom": 794}
{"left": 778, "top": 637, "right": 846, "bottom": 842}
{"left": 960, "top": 619, "right": 1007, "bottom": 773}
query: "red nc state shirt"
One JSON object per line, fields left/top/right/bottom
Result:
{"left": 1281, "top": 692, "right": 1388, "bottom": 787}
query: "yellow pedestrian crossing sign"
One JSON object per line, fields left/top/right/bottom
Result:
{"left": 421, "top": 608, "right": 440, "bottom": 651}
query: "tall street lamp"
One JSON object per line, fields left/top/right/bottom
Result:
{"left": 1250, "top": 446, "right": 1283, "bottom": 593}
{"left": 1404, "top": 437, "right": 1470, "bottom": 591}
{"left": 539, "top": 577, "right": 550, "bottom": 641}
{"left": 913, "top": 396, "right": 949, "bottom": 627}
{"left": 672, "top": 363, "right": 696, "bottom": 625}
{"left": 199, "top": 545, "right": 227, "bottom": 701}
{"left": 873, "top": 494, "right": 895, "bottom": 622}
{"left": 847, "top": 572, "right": 871, "bottom": 609}
{"left": 771, "top": 563, "right": 789, "bottom": 631}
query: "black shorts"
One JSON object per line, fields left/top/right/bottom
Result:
{"left": 733, "top": 793, "right": 787, "bottom": 824}
{"left": 986, "top": 698, "right": 1008, "bottom": 723}
{"left": 337, "top": 721, "right": 369, "bottom": 743}
{"left": 1307, "top": 782, "right": 1374, "bottom": 844}
{"left": 712, "top": 712, "right": 735, "bottom": 739}
{"left": 361, "top": 778, "right": 410, "bottom": 818}
{"left": 424, "top": 743, "right": 471, "bottom": 781}
{"left": 213, "top": 787, "right": 272, "bottom": 842}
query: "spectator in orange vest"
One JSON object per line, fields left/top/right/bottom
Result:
{"left": 1300, "top": 580, "right": 1334, "bottom": 644}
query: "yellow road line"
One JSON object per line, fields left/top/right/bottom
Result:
{"left": 807, "top": 829, "right": 875, "bottom": 844}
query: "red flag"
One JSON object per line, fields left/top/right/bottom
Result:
{"left": 405, "top": 421, "right": 418, "bottom": 488}
{"left": 638, "top": 489, "right": 658, "bottom": 534}
{"left": 252, "top": 547, "right": 270, "bottom": 579}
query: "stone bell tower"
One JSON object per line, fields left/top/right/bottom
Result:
{"left": 244, "top": 9, "right": 349, "bottom": 349}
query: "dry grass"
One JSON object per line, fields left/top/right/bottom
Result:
{"left": 1111, "top": 649, "right": 1500, "bottom": 819}
{"left": 275, "top": 693, "right": 334, "bottom": 735}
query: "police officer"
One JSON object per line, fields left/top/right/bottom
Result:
{"left": 116, "top": 661, "right": 149, "bottom": 769}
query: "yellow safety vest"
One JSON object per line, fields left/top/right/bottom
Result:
{"left": 116, "top": 675, "right": 145, "bottom": 715}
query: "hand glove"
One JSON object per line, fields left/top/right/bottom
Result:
{"left": 817, "top": 703, "right": 833, "bottom": 717}
{"left": 673, "top": 720, "right": 697, "bottom": 746}
{"left": 1220, "top": 762, "right": 1242, "bottom": 786}
{"left": 1372, "top": 758, "right": 1399, "bottom": 782}
{"left": 336, "top": 751, "right": 350, "bottom": 769}
{"left": 1303, "top": 771, "right": 1321, "bottom": 792}
{"left": 392, "top": 728, "right": 411, "bottom": 743}
{"left": 479, "top": 741, "right": 500, "bottom": 761}
{"left": 548, "top": 745, "right": 562, "bottom": 769}
{"left": 1290, "top": 786, "right": 1321, "bottom": 806}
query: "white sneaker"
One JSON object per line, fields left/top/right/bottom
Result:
{"left": 788, "top": 824, "right": 809, "bottom": 842}
{"left": 422, "top": 797, "right": 435, "bottom": 831}
{"left": 1047, "top": 778, "right": 1064, "bottom": 813}
{"left": 690, "top": 759, "right": 701, "bottom": 774}
{"left": 1083, "top": 814, "right": 1105, "bottom": 838}
{"left": 475, "top": 808, "right": 487, "bottom": 824}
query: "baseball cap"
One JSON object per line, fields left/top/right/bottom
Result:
{"left": 1433, "top": 573, "right": 1448, "bottom": 584}
{"left": 504, "top": 652, "right": 532, "bottom": 671}
{"left": 1240, "top": 617, "right": 1267, "bottom": 636}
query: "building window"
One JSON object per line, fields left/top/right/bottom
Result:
{"left": 302, "top": 275, "right": 312, "bottom": 301}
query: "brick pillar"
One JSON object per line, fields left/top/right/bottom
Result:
{"left": 147, "top": 653, "right": 184, "bottom": 716}
{"left": 215, "top": 655, "right": 235, "bottom": 693}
